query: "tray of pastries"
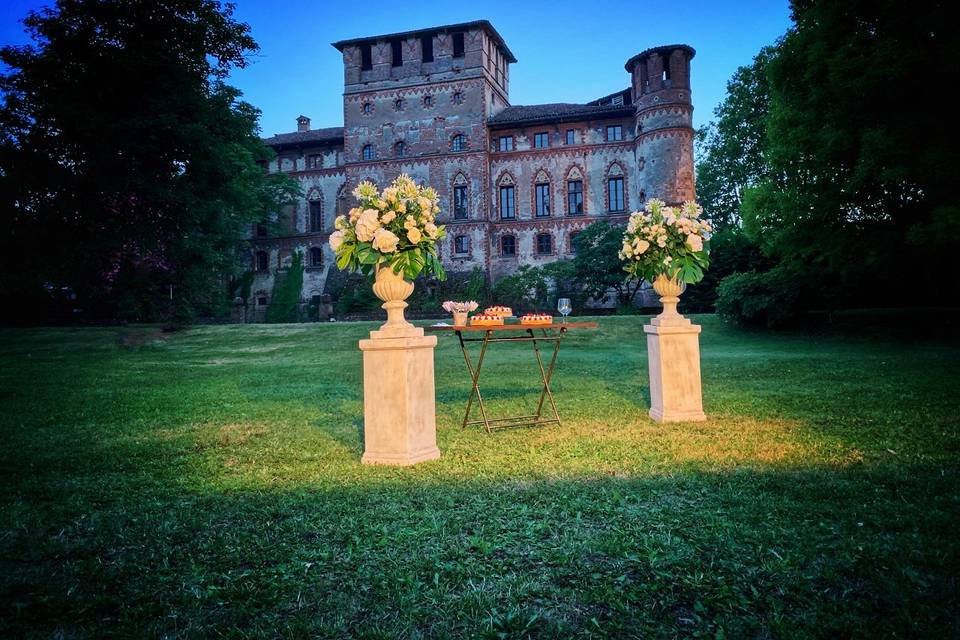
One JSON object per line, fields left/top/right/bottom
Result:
{"left": 520, "top": 313, "right": 554, "bottom": 325}
{"left": 470, "top": 314, "right": 505, "bottom": 326}
{"left": 483, "top": 305, "right": 513, "bottom": 318}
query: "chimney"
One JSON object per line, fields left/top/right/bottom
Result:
{"left": 296, "top": 115, "right": 311, "bottom": 132}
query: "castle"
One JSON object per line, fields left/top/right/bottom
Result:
{"left": 250, "top": 20, "right": 695, "bottom": 313}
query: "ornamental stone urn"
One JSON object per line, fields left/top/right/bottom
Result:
{"left": 644, "top": 272, "right": 706, "bottom": 423}
{"left": 358, "top": 263, "right": 440, "bottom": 465}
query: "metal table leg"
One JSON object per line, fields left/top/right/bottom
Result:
{"left": 456, "top": 327, "right": 567, "bottom": 432}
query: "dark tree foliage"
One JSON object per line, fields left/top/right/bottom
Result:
{"left": 0, "top": 0, "right": 299, "bottom": 323}
{"left": 571, "top": 221, "right": 642, "bottom": 306}
{"left": 742, "top": 0, "right": 960, "bottom": 311}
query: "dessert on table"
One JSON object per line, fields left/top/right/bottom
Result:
{"left": 470, "top": 314, "right": 505, "bottom": 326}
{"left": 483, "top": 305, "right": 513, "bottom": 318}
{"left": 520, "top": 313, "right": 554, "bottom": 325}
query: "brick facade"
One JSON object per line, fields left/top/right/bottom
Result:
{"left": 250, "top": 21, "right": 695, "bottom": 306}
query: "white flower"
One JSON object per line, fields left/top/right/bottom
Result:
{"left": 657, "top": 235, "right": 667, "bottom": 248}
{"left": 621, "top": 241, "right": 634, "bottom": 258}
{"left": 634, "top": 238, "right": 650, "bottom": 254}
{"left": 334, "top": 215, "right": 349, "bottom": 231}
{"left": 372, "top": 228, "right": 400, "bottom": 253}
{"left": 664, "top": 256, "right": 673, "bottom": 264}
{"left": 424, "top": 222, "right": 439, "bottom": 239}
{"left": 686, "top": 233, "right": 704, "bottom": 252}
{"left": 380, "top": 210, "right": 396, "bottom": 224}
{"left": 355, "top": 210, "right": 381, "bottom": 242}
{"left": 329, "top": 230, "right": 345, "bottom": 251}
{"left": 407, "top": 227, "right": 422, "bottom": 244}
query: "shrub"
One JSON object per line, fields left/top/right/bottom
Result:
{"left": 715, "top": 264, "right": 807, "bottom": 327}
{"left": 491, "top": 265, "right": 550, "bottom": 312}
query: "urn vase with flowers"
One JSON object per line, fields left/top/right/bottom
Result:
{"left": 329, "top": 174, "right": 447, "bottom": 334}
{"left": 621, "top": 198, "right": 711, "bottom": 423}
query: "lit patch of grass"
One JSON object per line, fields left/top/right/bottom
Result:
{"left": 0, "top": 316, "right": 958, "bottom": 637}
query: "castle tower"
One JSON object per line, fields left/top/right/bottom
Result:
{"left": 626, "top": 45, "right": 696, "bottom": 204}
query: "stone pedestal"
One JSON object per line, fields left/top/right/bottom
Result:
{"left": 644, "top": 313, "right": 706, "bottom": 423}
{"left": 358, "top": 323, "right": 440, "bottom": 465}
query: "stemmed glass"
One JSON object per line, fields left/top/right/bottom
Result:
{"left": 557, "top": 297, "right": 572, "bottom": 323}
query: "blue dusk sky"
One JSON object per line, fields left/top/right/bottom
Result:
{"left": 1, "top": 0, "right": 793, "bottom": 136}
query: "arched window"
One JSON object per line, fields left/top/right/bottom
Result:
{"left": 395, "top": 141, "right": 406, "bottom": 158}
{"left": 451, "top": 134, "right": 466, "bottom": 152}
{"left": 566, "top": 166, "right": 585, "bottom": 215}
{"left": 452, "top": 173, "right": 468, "bottom": 219}
{"left": 309, "top": 247, "right": 323, "bottom": 267}
{"left": 362, "top": 102, "right": 373, "bottom": 114}
{"left": 308, "top": 196, "right": 322, "bottom": 232}
{"left": 423, "top": 95, "right": 433, "bottom": 107}
{"left": 255, "top": 251, "right": 268, "bottom": 272}
{"left": 536, "top": 233, "right": 553, "bottom": 255}
{"left": 497, "top": 173, "right": 516, "bottom": 220}
{"left": 394, "top": 98, "right": 404, "bottom": 111}
{"left": 500, "top": 234, "right": 517, "bottom": 256}
{"left": 362, "top": 145, "right": 374, "bottom": 161}
{"left": 453, "top": 91, "right": 463, "bottom": 104}
{"left": 534, "top": 170, "right": 551, "bottom": 217}
{"left": 606, "top": 163, "right": 626, "bottom": 213}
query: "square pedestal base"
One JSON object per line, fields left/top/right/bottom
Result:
{"left": 358, "top": 330, "right": 440, "bottom": 466}
{"left": 644, "top": 323, "right": 706, "bottom": 423}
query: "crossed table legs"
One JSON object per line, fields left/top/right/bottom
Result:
{"left": 455, "top": 327, "right": 568, "bottom": 433}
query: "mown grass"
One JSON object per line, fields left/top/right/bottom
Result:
{"left": 0, "top": 316, "right": 957, "bottom": 638}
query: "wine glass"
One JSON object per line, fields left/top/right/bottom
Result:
{"left": 557, "top": 297, "right": 572, "bottom": 323}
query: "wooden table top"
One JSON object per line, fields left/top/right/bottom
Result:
{"left": 425, "top": 321, "right": 598, "bottom": 333}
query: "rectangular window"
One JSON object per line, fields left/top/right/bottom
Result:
{"left": 565, "top": 129, "right": 576, "bottom": 145}
{"left": 499, "top": 185, "right": 515, "bottom": 219}
{"left": 534, "top": 132, "right": 549, "bottom": 149}
{"left": 391, "top": 39, "right": 402, "bottom": 67}
{"left": 569, "top": 232, "right": 581, "bottom": 253}
{"left": 453, "top": 186, "right": 468, "bottom": 219}
{"left": 309, "top": 201, "right": 323, "bottom": 232}
{"left": 452, "top": 32, "right": 465, "bottom": 58}
{"left": 455, "top": 235, "right": 470, "bottom": 254}
{"left": 567, "top": 180, "right": 583, "bottom": 215}
{"left": 501, "top": 235, "right": 516, "bottom": 256}
{"left": 498, "top": 136, "right": 513, "bottom": 152}
{"left": 608, "top": 177, "right": 625, "bottom": 212}
{"left": 360, "top": 44, "right": 372, "bottom": 71}
{"left": 606, "top": 125, "right": 623, "bottom": 141}
{"left": 535, "top": 183, "right": 551, "bottom": 217}
{"left": 421, "top": 35, "right": 434, "bottom": 62}
{"left": 536, "top": 233, "right": 552, "bottom": 255}
{"left": 307, "top": 154, "right": 322, "bottom": 169}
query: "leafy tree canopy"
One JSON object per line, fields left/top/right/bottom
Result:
{"left": 743, "top": 0, "right": 960, "bottom": 305}
{"left": 0, "top": 0, "right": 299, "bottom": 323}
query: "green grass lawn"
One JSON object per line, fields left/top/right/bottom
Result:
{"left": 1, "top": 316, "right": 958, "bottom": 638}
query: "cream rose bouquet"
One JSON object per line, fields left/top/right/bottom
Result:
{"left": 620, "top": 199, "right": 711, "bottom": 284}
{"left": 329, "top": 174, "right": 447, "bottom": 280}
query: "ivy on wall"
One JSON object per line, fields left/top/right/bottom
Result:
{"left": 265, "top": 251, "right": 304, "bottom": 323}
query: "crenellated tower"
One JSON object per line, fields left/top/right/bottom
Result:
{"left": 626, "top": 45, "right": 696, "bottom": 204}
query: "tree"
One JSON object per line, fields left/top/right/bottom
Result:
{"left": 0, "top": 0, "right": 299, "bottom": 323}
{"left": 571, "top": 221, "right": 642, "bottom": 306}
{"left": 742, "top": 0, "right": 960, "bottom": 308}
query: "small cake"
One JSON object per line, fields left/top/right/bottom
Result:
{"left": 484, "top": 305, "right": 513, "bottom": 317}
{"left": 470, "top": 314, "right": 505, "bottom": 326}
{"left": 520, "top": 313, "right": 553, "bottom": 325}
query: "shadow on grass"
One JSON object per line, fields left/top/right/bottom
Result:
{"left": 2, "top": 459, "right": 957, "bottom": 639}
